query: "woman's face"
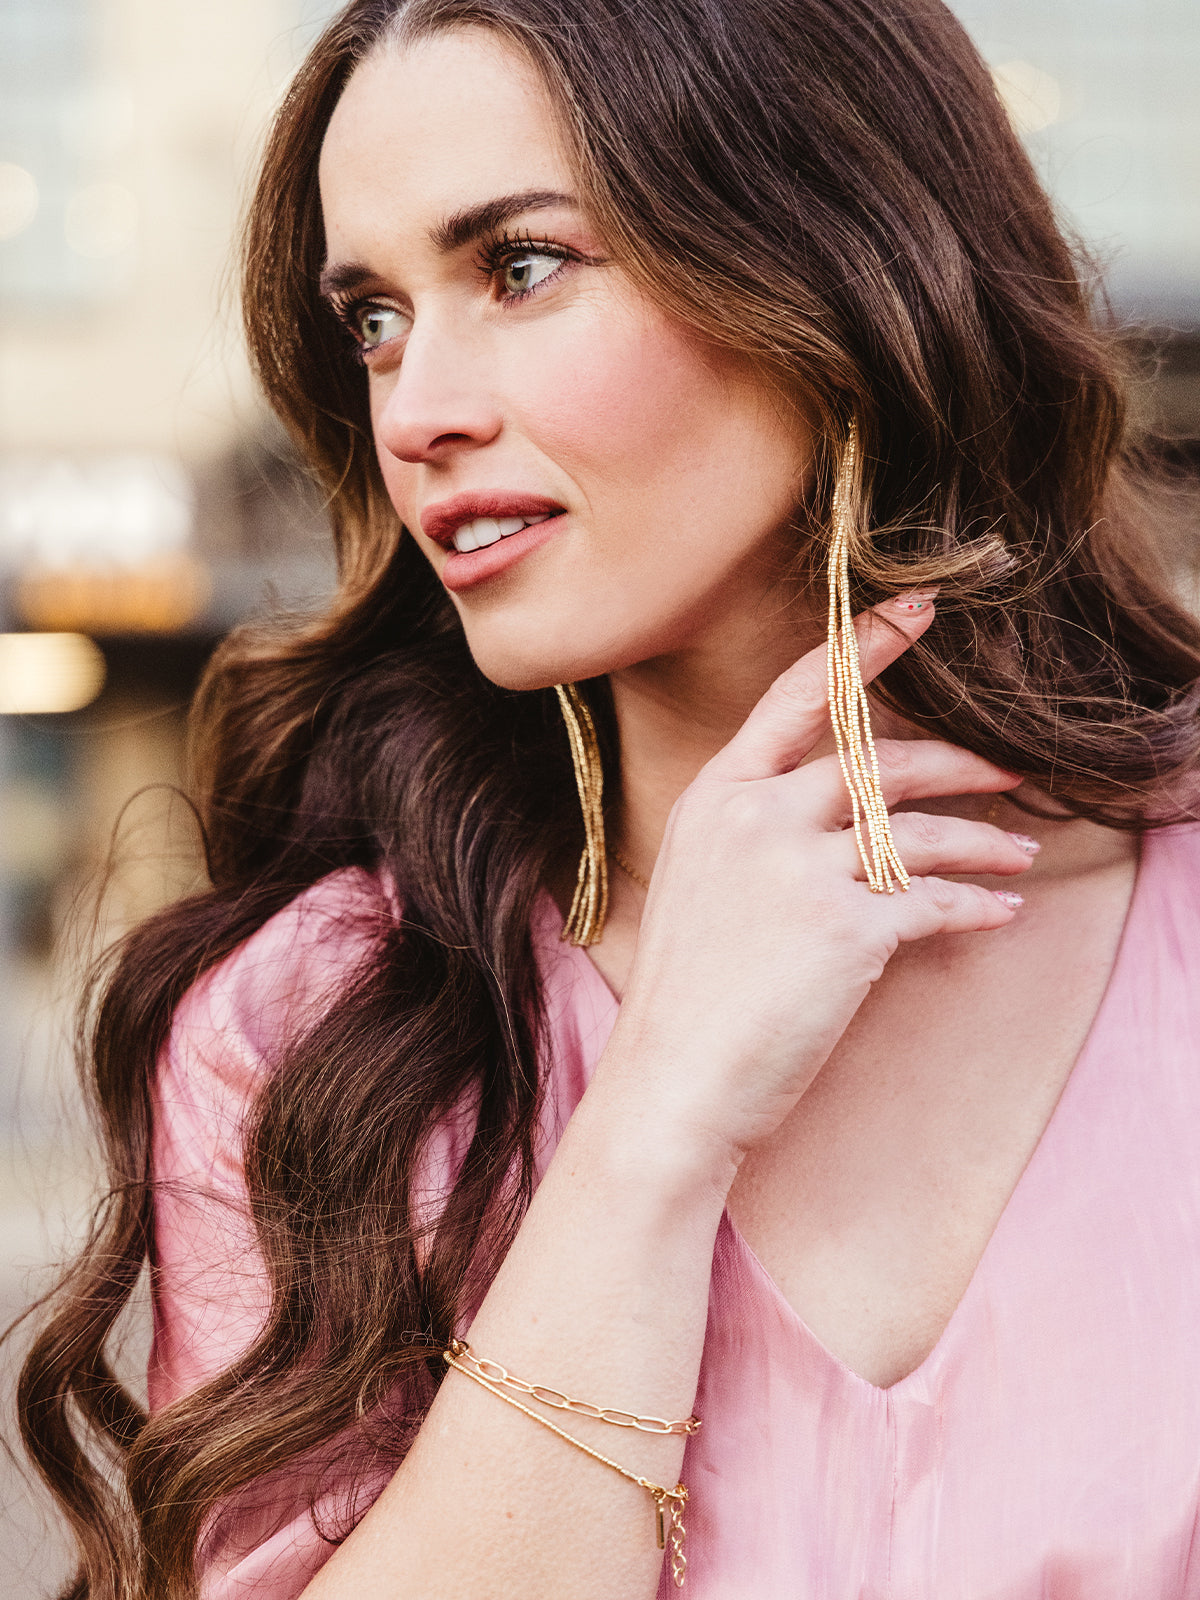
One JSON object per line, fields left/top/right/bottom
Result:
{"left": 319, "top": 27, "right": 813, "bottom": 691}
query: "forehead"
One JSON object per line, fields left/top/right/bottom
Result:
{"left": 319, "top": 28, "right": 575, "bottom": 244}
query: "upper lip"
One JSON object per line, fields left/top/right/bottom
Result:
{"left": 420, "top": 492, "right": 566, "bottom": 549}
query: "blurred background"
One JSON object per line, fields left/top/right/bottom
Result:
{"left": 0, "top": 0, "right": 1197, "bottom": 1591}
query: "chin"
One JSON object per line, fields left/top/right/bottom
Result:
{"left": 457, "top": 600, "right": 678, "bottom": 691}
{"left": 465, "top": 650, "right": 594, "bottom": 694}
{"left": 475, "top": 660, "right": 568, "bottom": 693}
{"left": 460, "top": 627, "right": 627, "bottom": 695}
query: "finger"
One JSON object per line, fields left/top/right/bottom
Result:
{"left": 708, "top": 591, "right": 939, "bottom": 782}
{"left": 891, "top": 875, "right": 1023, "bottom": 942}
{"left": 831, "top": 812, "right": 1038, "bottom": 880}
{"left": 789, "top": 742, "right": 1022, "bottom": 827}
{"left": 875, "top": 740, "right": 1022, "bottom": 810}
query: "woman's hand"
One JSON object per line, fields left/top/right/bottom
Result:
{"left": 598, "top": 596, "right": 1034, "bottom": 1182}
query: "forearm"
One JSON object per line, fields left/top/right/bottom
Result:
{"left": 302, "top": 1060, "right": 731, "bottom": 1600}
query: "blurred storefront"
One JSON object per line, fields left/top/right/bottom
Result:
{"left": 954, "top": 0, "right": 1200, "bottom": 334}
{"left": 952, "top": 0, "right": 1200, "bottom": 482}
{"left": 0, "top": 3, "right": 339, "bottom": 1585}
{"left": 0, "top": 0, "right": 337, "bottom": 982}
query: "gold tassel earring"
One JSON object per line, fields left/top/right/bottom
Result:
{"left": 826, "top": 420, "right": 910, "bottom": 895}
{"left": 555, "top": 682, "right": 609, "bottom": 945}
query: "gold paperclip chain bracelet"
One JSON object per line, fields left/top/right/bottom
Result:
{"left": 444, "top": 1339, "right": 695, "bottom": 1588}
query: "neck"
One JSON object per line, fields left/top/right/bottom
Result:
{"left": 608, "top": 601, "right": 824, "bottom": 876}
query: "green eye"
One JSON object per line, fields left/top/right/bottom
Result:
{"left": 357, "top": 305, "right": 406, "bottom": 348}
{"left": 502, "top": 252, "right": 562, "bottom": 296}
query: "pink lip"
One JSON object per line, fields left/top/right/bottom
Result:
{"left": 420, "top": 491, "right": 565, "bottom": 548}
{"left": 440, "top": 514, "right": 568, "bottom": 592}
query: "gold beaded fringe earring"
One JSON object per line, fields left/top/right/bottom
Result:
{"left": 555, "top": 682, "right": 609, "bottom": 945}
{"left": 826, "top": 419, "right": 910, "bottom": 894}
{"left": 554, "top": 418, "right": 907, "bottom": 948}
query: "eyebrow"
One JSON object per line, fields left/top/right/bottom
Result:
{"left": 432, "top": 187, "right": 577, "bottom": 252}
{"left": 318, "top": 188, "right": 579, "bottom": 300}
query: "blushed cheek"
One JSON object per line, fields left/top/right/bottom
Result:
{"left": 512, "top": 303, "right": 736, "bottom": 503}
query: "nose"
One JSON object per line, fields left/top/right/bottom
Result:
{"left": 372, "top": 317, "right": 503, "bottom": 465}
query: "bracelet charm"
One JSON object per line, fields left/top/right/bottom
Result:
{"left": 443, "top": 1339, "right": 698, "bottom": 1588}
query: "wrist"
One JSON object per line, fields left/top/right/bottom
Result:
{"left": 576, "top": 1043, "right": 741, "bottom": 1215}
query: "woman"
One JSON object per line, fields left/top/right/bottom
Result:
{"left": 18, "top": 0, "right": 1200, "bottom": 1595}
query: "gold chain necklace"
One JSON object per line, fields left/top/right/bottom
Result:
{"left": 608, "top": 844, "right": 650, "bottom": 891}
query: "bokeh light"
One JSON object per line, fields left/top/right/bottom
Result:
{"left": 992, "top": 60, "right": 1063, "bottom": 136}
{"left": 0, "top": 633, "right": 106, "bottom": 716}
{"left": 0, "top": 164, "right": 39, "bottom": 242}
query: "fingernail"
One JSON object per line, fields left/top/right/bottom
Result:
{"left": 890, "top": 588, "right": 940, "bottom": 613}
{"left": 1006, "top": 832, "right": 1041, "bottom": 855}
{"left": 994, "top": 891, "right": 1024, "bottom": 909}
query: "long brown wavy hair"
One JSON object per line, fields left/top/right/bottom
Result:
{"left": 13, "top": 0, "right": 1200, "bottom": 1594}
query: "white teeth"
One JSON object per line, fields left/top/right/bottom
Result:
{"left": 452, "top": 513, "right": 557, "bottom": 554}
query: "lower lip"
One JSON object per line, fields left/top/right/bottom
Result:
{"left": 440, "top": 515, "right": 567, "bottom": 593}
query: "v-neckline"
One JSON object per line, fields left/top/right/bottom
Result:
{"left": 552, "top": 827, "right": 1153, "bottom": 1398}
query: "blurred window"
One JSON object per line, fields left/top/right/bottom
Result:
{"left": 951, "top": 0, "right": 1199, "bottom": 326}
{"left": 0, "top": 0, "right": 137, "bottom": 305}
{"left": 1, "top": 0, "right": 87, "bottom": 302}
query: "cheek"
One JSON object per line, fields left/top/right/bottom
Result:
{"left": 508, "top": 294, "right": 761, "bottom": 518}
{"left": 516, "top": 310, "right": 733, "bottom": 502}
{"left": 513, "top": 315, "right": 809, "bottom": 597}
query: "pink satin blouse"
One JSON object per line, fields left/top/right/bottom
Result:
{"left": 149, "top": 822, "right": 1200, "bottom": 1597}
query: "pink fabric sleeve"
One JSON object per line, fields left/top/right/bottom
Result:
{"left": 148, "top": 867, "right": 476, "bottom": 1596}
{"left": 149, "top": 867, "right": 395, "bottom": 1412}
{"left": 148, "top": 883, "right": 591, "bottom": 1597}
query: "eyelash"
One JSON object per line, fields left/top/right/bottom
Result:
{"left": 475, "top": 228, "right": 575, "bottom": 299}
{"left": 328, "top": 229, "right": 578, "bottom": 365}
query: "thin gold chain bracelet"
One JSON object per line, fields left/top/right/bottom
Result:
{"left": 447, "top": 1339, "right": 700, "bottom": 1435}
{"left": 443, "top": 1340, "right": 694, "bottom": 1587}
